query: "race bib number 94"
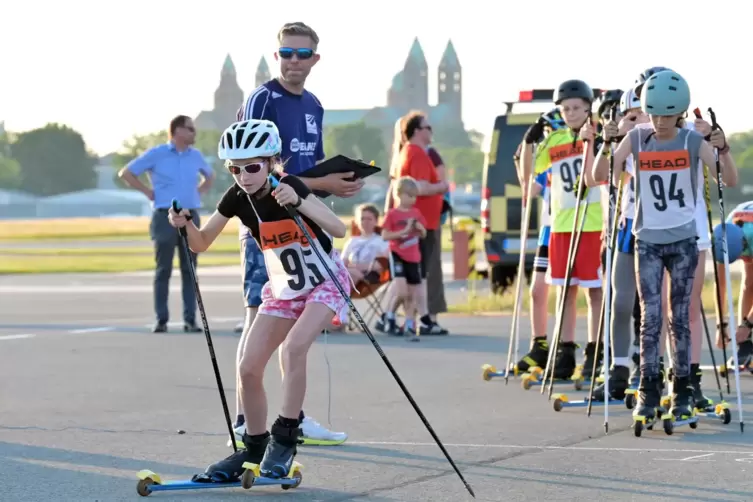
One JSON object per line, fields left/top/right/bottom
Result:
{"left": 637, "top": 150, "right": 694, "bottom": 229}
{"left": 259, "top": 219, "right": 334, "bottom": 299}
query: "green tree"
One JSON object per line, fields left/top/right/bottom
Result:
{"left": 323, "top": 121, "right": 388, "bottom": 170}
{"left": 0, "top": 156, "right": 21, "bottom": 189}
{"left": 11, "top": 123, "right": 97, "bottom": 196}
{"left": 439, "top": 147, "right": 485, "bottom": 185}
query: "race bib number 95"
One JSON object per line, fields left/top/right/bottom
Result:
{"left": 259, "top": 219, "right": 333, "bottom": 299}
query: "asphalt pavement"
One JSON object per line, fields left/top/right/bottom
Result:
{"left": 1, "top": 269, "right": 753, "bottom": 501}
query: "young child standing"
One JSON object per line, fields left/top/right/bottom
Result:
{"left": 381, "top": 177, "right": 427, "bottom": 342}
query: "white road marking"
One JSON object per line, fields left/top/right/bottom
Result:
{"left": 67, "top": 326, "right": 115, "bottom": 334}
{"left": 347, "top": 441, "right": 753, "bottom": 456}
{"left": 0, "top": 334, "right": 36, "bottom": 341}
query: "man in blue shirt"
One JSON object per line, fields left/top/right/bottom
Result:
{"left": 119, "top": 115, "right": 214, "bottom": 333}
{"left": 230, "top": 22, "right": 360, "bottom": 448}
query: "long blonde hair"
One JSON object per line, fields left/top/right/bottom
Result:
{"left": 389, "top": 117, "right": 406, "bottom": 179}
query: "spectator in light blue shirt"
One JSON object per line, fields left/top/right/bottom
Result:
{"left": 118, "top": 115, "right": 214, "bottom": 333}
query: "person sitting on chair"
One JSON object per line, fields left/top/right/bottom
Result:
{"left": 341, "top": 203, "right": 389, "bottom": 284}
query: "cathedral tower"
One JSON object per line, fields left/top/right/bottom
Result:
{"left": 214, "top": 54, "right": 244, "bottom": 127}
{"left": 255, "top": 57, "right": 271, "bottom": 87}
{"left": 437, "top": 40, "right": 462, "bottom": 121}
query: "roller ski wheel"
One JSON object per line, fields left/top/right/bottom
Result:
{"left": 663, "top": 417, "right": 674, "bottom": 435}
{"left": 632, "top": 414, "right": 658, "bottom": 436}
{"left": 716, "top": 403, "right": 732, "bottom": 425}
{"left": 624, "top": 389, "right": 637, "bottom": 410}
{"left": 481, "top": 364, "right": 496, "bottom": 381}
{"left": 553, "top": 394, "right": 568, "bottom": 412}
{"left": 241, "top": 461, "right": 303, "bottom": 490}
{"left": 137, "top": 472, "right": 156, "bottom": 497}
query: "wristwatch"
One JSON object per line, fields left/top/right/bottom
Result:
{"left": 741, "top": 318, "right": 753, "bottom": 331}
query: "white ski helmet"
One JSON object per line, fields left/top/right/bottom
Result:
{"left": 620, "top": 87, "right": 641, "bottom": 114}
{"left": 218, "top": 119, "right": 282, "bottom": 161}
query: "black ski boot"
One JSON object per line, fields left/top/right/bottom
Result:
{"left": 727, "top": 338, "right": 753, "bottom": 372}
{"left": 260, "top": 420, "right": 301, "bottom": 479}
{"left": 514, "top": 336, "right": 549, "bottom": 374}
{"left": 689, "top": 363, "right": 714, "bottom": 412}
{"left": 629, "top": 352, "right": 640, "bottom": 388}
{"left": 552, "top": 341, "right": 578, "bottom": 380}
{"left": 632, "top": 375, "right": 662, "bottom": 435}
{"left": 670, "top": 375, "right": 694, "bottom": 420}
{"left": 591, "top": 365, "right": 631, "bottom": 401}
{"left": 580, "top": 341, "right": 603, "bottom": 381}
{"left": 195, "top": 431, "right": 270, "bottom": 483}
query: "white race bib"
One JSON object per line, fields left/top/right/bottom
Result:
{"left": 549, "top": 142, "right": 600, "bottom": 211}
{"left": 637, "top": 149, "right": 694, "bottom": 230}
{"left": 259, "top": 218, "right": 335, "bottom": 300}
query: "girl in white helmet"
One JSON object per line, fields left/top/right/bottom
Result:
{"left": 169, "top": 119, "right": 349, "bottom": 481}
{"left": 592, "top": 70, "right": 737, "bottom": 428}
{"left": 581, "top": 86, "right": 649, "bottom": 402}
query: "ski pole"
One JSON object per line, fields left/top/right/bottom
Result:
{"left": 693, "top": 107, "right": 731, "bottom": 393}
{"left": 700, "top": 302, "right": 725, "bottom": 404}
{"left": 707, "top": 107, "right": 745, "bottom": 433}
{"left": 272, "top": 184, "right": 475, "bottom": 497}
{"left": 171, "top": 199, "right": 238, "bottom": 453}
{"left": 543, "top": 136, "right": 592, "bottom": 399}
{"left": 505, "top": 138, "right": 539, "bottom": 384}
{"left": 587, "top": 107, "right": 621, "bottom": 426}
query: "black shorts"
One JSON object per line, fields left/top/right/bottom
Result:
{"left": 534, "top": 245, "right": 549, "bottom": 273}
{"left": 391, "top": 252, "right": 422, "bottom": 285}
{"left": 418, "top": 229, "right": 436, "bottom": 280}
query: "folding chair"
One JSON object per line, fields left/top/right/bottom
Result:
{"left": 344, "top": 220, "right": 393, "bottom": 332}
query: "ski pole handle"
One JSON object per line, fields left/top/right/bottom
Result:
{"left": 708, "top": 107, "right": 719, "bottom": 131}
{"left": 693, "top": 108, "right": 703, "bottom": 120}
{"left": 171, "top": 199, "right": 192, "bottom": 238}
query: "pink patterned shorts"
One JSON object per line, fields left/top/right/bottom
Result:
{"left": 258, "top": 250, "right": 351, "bottom": 321}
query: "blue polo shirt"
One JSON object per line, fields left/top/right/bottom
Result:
{"left": 126, "top": 143, "right": 212, "bottom": 209}
{"left": 236, "top": 79, "right": 325, "bottom": 239}
{"left": 238, "top": 79, "right": 325, "bottom": 175}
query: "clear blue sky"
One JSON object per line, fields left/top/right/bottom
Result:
{"left": 1, "top": 0, "right": 746, "bottom": 156}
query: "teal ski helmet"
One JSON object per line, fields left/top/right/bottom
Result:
{"left": 712, "top": 222, "right": 746, "bottom": 264}
{"left": 640, "top": 70, "right": 691, "bottom": 116}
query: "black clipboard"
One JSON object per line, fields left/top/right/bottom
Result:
{"left": 297, "top": 155, "right": 382, "bottom": 199}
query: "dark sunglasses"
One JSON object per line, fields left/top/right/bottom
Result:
{"left": 278, "top": 47, "right": 314, "bottom": 60}
{"left": 226, "top": 161, "right": 264, "bottom": 175}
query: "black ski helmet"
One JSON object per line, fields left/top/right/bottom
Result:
{"left": 555, "top": 79, "right": 594, "bottom": 105}
{"left": 596, "top": 89, "right": 624, "bottom": 117}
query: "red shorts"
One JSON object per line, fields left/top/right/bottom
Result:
{"left": 547, "top": 231, "right": 602, "bottom": 288}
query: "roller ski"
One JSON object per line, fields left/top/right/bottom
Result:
{"left": 718, "top": 338, "right": 753, "bottom": 378}
{"left": 136, "top": 430, "right": 302, "bottom": 496}
{"left": 523, "top": 341, "right": 584, "bottom": 390}
{"left": 690, "top": 363, "right": 731, "bottom": 424}
{"left": 657, "top": 375, "right": 700, "bottom": 434}
{"left": 553, "top": 366, "right": 634, "bottom": 412}
{"left": 481, "top": 363, "right": 521, "bottom": 381}
{"left": 632, "top": 375, "right": 672, "bottom": 437}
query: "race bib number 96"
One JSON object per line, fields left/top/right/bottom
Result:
{"left": 548, "top": 142, "right": 599, "bottom": 210}
{"left": 637, "top": 150, "right": 694, "bottom": 229}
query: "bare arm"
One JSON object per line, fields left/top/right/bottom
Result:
{"left": 593, "top": 134, "right": 631, "bottom": 184}
{"left": 181, "top": 210, "right": 230, "bottom": 253}
{"left": 297, "top": 194, "right": 347, "bottom": 238}
{"left": 118, "top": 168, "right": 153, "bottom": 199}
{"left": 698, "top": 142, "right": 738, "bottom": 188}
